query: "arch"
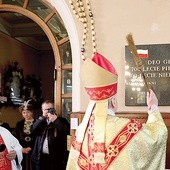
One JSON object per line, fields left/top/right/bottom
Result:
{"left": 0, "top": 4, "right": 62, "bottom": 112}
{"left": 0, "top": 0, "right": 81, "bottom": 113}
{"left": 0, "top": 4, "right": 60, "bottom": 66}
{"left": 48, "top": 0, "right": 81, "bottom": 112}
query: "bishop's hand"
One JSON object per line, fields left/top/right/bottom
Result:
{"left": 147, "top": 89, "right": 158, "bottom": 110}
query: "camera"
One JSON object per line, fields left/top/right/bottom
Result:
{"left": 47, "top": 108, "right": 56, "bottom": 115}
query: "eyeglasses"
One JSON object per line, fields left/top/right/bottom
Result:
{"left": 42, "top": 108, "right": 54, "bottom": 111}
{"left": 42, "top": 108, "right": 51, "bottom": 111}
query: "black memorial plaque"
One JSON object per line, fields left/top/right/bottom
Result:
{"left": 125, "top": 44, "right": 170, "bottom": 106}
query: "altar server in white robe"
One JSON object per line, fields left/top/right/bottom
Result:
{"left": 0, "top": 126, "right": 23, "bottom": 170}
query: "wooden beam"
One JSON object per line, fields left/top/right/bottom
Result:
{"left": 44, "top": 11, "right": 55, "bottom": 23}
{"left": 23, "top": 0, "right": 29, "bottom": 9}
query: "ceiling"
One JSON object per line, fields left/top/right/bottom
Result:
{"left": 0, "top": 0, "right": 68, "bottom": 51}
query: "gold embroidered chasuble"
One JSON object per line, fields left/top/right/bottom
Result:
{"left": 66, "top": 108, "right": 167, "bottom": 170}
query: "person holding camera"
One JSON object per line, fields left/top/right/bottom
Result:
{"left": 31, "top": 100, "right": 70, "bottom": 170}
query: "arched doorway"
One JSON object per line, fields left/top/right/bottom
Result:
{"left": 0, "top": 0, "right": 73, "bottom": 119}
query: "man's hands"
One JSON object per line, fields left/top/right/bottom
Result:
{"left": 22, "top": 147, "right": 32, "bottom": 154}
{"left": 6, "top": 150, "right": 16, "bottom": 160}
{"left": 47, "top": 113, "right": 57, "bottom": 122}
{"left": 147, "top": 89, "right": 158, "bottom": 110}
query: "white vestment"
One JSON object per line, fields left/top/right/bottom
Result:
{"left": 0, "top": 126, "right": 23, "bottom": 170}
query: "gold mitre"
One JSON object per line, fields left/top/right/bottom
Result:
{"left": 80, "top": 52, "right": 118, "bottom": 100}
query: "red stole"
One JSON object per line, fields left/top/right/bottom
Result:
{"left": 0, "top": 135, "right": 12, "bottom": 170}
{"left": 73, "top": 116, "right": 142, "bottom": 170}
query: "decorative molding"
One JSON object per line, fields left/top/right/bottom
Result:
{"left": 47, "top": 0, "right": 81, "bottom": 112}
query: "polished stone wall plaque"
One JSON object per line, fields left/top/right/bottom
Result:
{"left": 125, "top": 44, "right": 170, "bottom": 106}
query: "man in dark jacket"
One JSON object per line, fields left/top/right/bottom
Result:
{"left": 31, "top": 100, "right": 70, "bottom": 170}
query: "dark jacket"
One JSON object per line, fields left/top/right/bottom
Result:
{"left": 31, "top": 116, "right": 70, "bottom": 168}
